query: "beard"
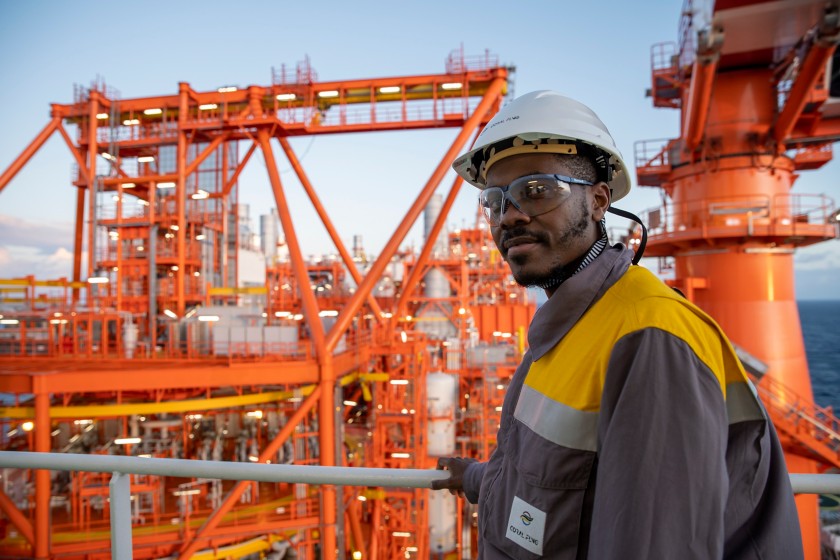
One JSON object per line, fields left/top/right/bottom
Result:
{"left": 506, "top": 197, "right": 592, "bottom": 289}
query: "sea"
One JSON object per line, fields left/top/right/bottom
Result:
{"left": 801, "top": 300, "right": 840, "bottom": 414}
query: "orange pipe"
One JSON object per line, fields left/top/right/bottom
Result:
{"left": 176, "top": 83, "right": 189, "bottom": 316}
{"left": 369, "top": 497, "right": 381, "bottom": 560}
{"left": 177, "top": 385, "right": 322, "bottom": 559}
{"left": 277, "top": 137, "right": 384, "bottom": 320}
{"left": 395, "top": 173, "right": 466, "bottom": 318}
{"left": 319, "top": 354, "right": 338, "bottom": 560}
{"left": 347, "top": 498, "right": 365, "bottom": 556}
{"left": 326, "top": 76, "right": 507, "bottom": 353}
{"left": 0, "top": 115, "right": 60, "bottom": 194}
{"left": 682, "top": 55, "right": 718, "bottom": 153}
{"left": 34, "top": 393, "right": 50, "bottom": 559}
{"left": 774, "top": 39, "right": 836, "bottom": 143}
{"left": 257, "top": 129, "right": 326, "bottom": 355}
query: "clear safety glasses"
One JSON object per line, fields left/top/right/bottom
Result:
{"left": 479, "top": 173, "right": 595, "bottom": 226}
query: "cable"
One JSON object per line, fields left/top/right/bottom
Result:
{"left": 607, "top": 206, "right": 648, "bottom": 265}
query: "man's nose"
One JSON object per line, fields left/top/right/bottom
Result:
{"left": 499, "top": 196, "right": 530, "bottom": 227}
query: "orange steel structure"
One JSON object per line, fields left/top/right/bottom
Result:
{"left": 635, "top": 1, "right": 840, "bottom": 557}
{"left": 0, "top": 49, "right": 539, "bottom": 559}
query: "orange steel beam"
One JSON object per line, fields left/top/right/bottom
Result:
{"left": 176, "top": 83, "right": 189, "bottom": 316}
{"left": 184, "top": 132, "right": 229, "bottom": 178}
{"left": 774, "top": 35, "right": 838, "bottom": 143}
{"left": 5, "top": 361, "right": 319, "bottom": 394}
{"left": 346, "top": 499, "right": 365, "bottom": 556}
{"left": 0, "top": 488, "right": 34, "bottom": 545}
{"left": 73, "top": 187, "right": 85, "bottom": 301}
{"left": 55, "top": 123, "right": 90, "bottom": 186}
{"left": 395, "top": 173, "right": 466, "bottom": 319}
{"left": 223, "top": 140, "right": 257, "bottom": 198}
{"left": 0, "top": 115, "right": 60, "bottom": 194}
{"left": 86, "top": 93, "right": 100, "bottom": 281}
{"left": 319, "top": 354, "right": 338, "bottom": 560}
{"left": 276, "top": 137, "right": 384, "bottom": 320}
{"left": 34, "top": 393, "right": 50, "bottom": 559}
{"left": 682, "top": 40, "right": 720, "bottom": 153}
{"left": 258, "top": 129, "right": 326, "bottom": 356}
{"left": 326, "top": 76, "right": 507, "bottom": 354}
{"left": 177, "top": 385, "right": 323, "bottom": 559}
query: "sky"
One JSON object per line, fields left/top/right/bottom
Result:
{"left": 0, "top": 0, "right": 838, "bottom": 300}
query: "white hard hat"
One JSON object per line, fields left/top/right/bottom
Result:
{"left": 453, "top": 90, "right": 631, "bottom": 202}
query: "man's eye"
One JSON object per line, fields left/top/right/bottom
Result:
{"left": 524, "top": 183, "right": 550, "bottom": 198}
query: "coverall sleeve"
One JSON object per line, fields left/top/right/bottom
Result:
{"left": 588, "top": 327, "right": 729, "bottom": 559}
{"left": 462, "top": 460, "right": 487, "bottom": 504}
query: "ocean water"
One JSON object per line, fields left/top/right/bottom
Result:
{"left": 800, "top": 300, "right": 840, "bottom": 413}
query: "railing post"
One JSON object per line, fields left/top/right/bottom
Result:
{"left": 109, "top": 471, "right": 133, "bottom": 559}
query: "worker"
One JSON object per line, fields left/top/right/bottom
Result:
{"left": 431, "top": 90, "right": 803, "bottom": 558}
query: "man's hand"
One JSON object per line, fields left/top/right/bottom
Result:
{"left": 430, "top": 456, "right": 477, "bottom": 497}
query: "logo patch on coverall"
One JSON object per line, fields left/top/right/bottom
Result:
{"left": 506, "top": 496, "right": 546, "bottom": 555}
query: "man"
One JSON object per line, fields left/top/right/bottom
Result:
{"left": 431, "top": 91, "right": 802, "bottom": 559}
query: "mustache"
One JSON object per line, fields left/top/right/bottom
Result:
{"left": 499, "top": 227, "right": 548, "bottom": 248}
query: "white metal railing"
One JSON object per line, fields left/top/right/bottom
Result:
{"left": 0, "top": 451, "right": 835, "bottom": 558}
{"left": 0, "top": 451, "right": 448, "bottom": 559}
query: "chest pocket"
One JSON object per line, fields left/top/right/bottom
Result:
{"left": 480, "top": 420, "right": 596, "bottom": 559}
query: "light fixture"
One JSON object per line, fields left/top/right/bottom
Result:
{"left": 389, "top": 379, "right": 409, "bottom": 386}
{"left": 217, "top": 86, "right": 238, "bottom": 93}
{"left": 101, "top": 152, "right": 114, "bottom": 161}
{"left": 170, "top": 225, "right": 179, "bottom": 231}
{"left": 96, "top": 113, "right": 109, "bottom": 120}
{"left": 0, "top": 319, "right": 20, "bottom": 325}
{"left": 143, "top": 108, "right": 162, "bottom": 116}
{"left": 458, "top": 307, "right": 466, "bottom": 315}
{"left": 391, "top": 452, "right": 410, "bottom": 459}
{"left": 318, "top": 310, "right": 339, "bottom": 317}
{"left": 122, "top": 182, "right": 135, "bottom": 189}
{"left": 156, "top": 182, "right": 176, "bottom": 189}
{"left": 114, "top": 437, "right": 142, "bottom": 445}
{"left": 21, "top": 421, "right": 34, "bottom": 432}
{"left": 191, "top": 189, "right": 209, "bottom": 200}
{"left": 138, "top": 156, "right": 155, "bottom": 163}
{"left": 441, "top": 82, "right": 463, "bottom": 90}
{"left": 343, "top": 400, "right": 357, "bottom": 407}
{"left": 318, "top": 90, "right": 339, "bottom": 98}
{"left": 198, "top": 315, "right": 220, "bottom": 322}
{"left": 378, "top": 86, "right": 400, "bottom": 94}
{"left": 276, "top": 93, "right": 296, "bottom": 101}
{"left": 172, "top": 488, "right": 201, "bottom": 496}
{"left": 87, "top": 276, "right": 110, "bottom": 284}
{"left": 246, "top": 410, "right": 264, "bottom": 418}
{"left": 199, "top": 103, "right": 218, "bottom": 110}
{"left": 275, "top": 311, "right": 291, "bottom": 318}
{"left": 391, "top": 531, "right": 412, "bottom": 537}
{"left": 123, "top": 118, "right": 140, "bottom": 126}
{"left": 163, "top": 309, "right": 178, "bottom": 319}
{"left": 195, "top": 234, "right": 205, "bottom": 240}
{"left": 137, "top": 200, "right": 149, "bottom": 206}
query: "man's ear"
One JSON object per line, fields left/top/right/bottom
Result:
{"left": 591, "top": 182, "right": 611, "bottom": 221}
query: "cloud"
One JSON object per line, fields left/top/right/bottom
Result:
{"left": 795, "top": 240, "right": 840, "bottom": 271}
{"left": 0, "top": 214, "right": 74, "bottom": 254}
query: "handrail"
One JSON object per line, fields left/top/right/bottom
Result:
{"left": 0, "top": 450, "right": 831, "bottom": 559}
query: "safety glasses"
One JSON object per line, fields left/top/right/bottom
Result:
{"left": 479, "top": 174, "right": 594, "bottom": 226}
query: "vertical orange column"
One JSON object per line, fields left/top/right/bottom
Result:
{"left": 73, "top": 187, "right": 86, "bottom": 304}
{"left": 671, "top": 69, "right": 819, "bottom": 558}
{"left": 87, "top": 92, "right": 100, "bottom": 281}
{"left": 34, "top": 392, "right": 50, "bottom": 558}
{"left": 176, "top": 83, "right": 189, "bottom": 316}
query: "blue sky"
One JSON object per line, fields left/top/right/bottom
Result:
{"left": 1, "top": 0, "right": 838, "bottom": 299}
